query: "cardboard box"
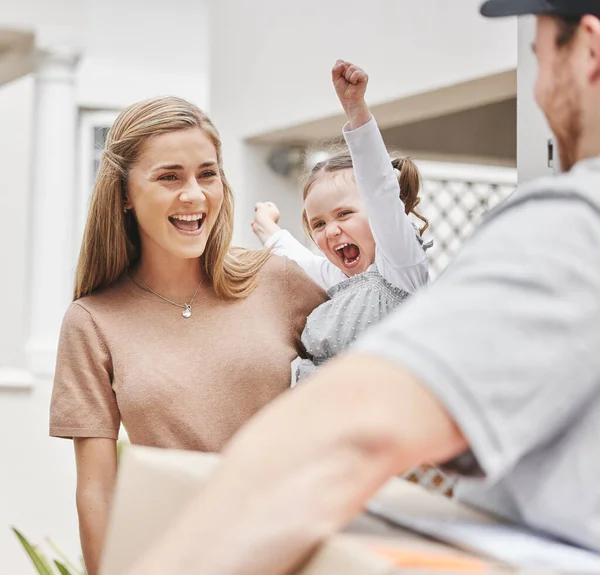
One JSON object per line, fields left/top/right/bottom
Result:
{"left": 100, "top": 446, "right": 582, "bottom": 575}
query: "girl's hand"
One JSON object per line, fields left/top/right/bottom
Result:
{"left": 332, "top": 60, "right": 372, "bottom": 129}
{"left": 251, "top": 202, "right": 282, "bottom": 245}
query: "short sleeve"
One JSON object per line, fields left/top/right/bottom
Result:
{"left": 353, "top": 193, "right": 600, "bottom": 482}
{"left": 284, "top": 258, "right": 328, "bottom": 358}
{"left": 50, "top": 302, "right": 120, "bottom": 440}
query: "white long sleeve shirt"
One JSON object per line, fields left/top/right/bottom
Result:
{"left": 265, "top": 117, "right": 429, "bottom": 293}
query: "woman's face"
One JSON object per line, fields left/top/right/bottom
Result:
{"left": 126, "top": 127, "right": 224, "bottom": 264}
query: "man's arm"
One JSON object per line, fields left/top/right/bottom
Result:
{"left": 126, "top": 354, "right": 466, "bottom": 575}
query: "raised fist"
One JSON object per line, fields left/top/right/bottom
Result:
{"left": 251, "top": 201, "right": 282, "bottom": 245}
{"left": 332, "top": 60, "right": 368, "bottom": 106}
{"left": 254, "top": 202, "right": 280, "bottom": 224}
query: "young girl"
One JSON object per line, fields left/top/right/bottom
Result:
{"left": 252, "top": 60, "right": 433, "bottom": 382}
{"left": 252, "top": 60, "right": 454, "bottom": 498}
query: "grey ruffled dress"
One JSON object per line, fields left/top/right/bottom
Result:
{"left": 296, "top": 230, "right": 432, "bottom": 382}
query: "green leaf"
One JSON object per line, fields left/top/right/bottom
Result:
{"left": 54, "top": 560, "right": 73, "bottom": 575}
{"left": 46, "top": 539, "right": 84, "bottom": 574}
{"left": 116, "top": 439, "right": 129, "bottom": 464}
{"left": 11, "top": 528, "right": 54, "bottom": 575}
{"left": 37, "top": 549, "right": 56, "bottom": 574}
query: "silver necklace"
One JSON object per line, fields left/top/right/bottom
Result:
{"left": 137, "top": 274, "right": 203, "bottom": 318}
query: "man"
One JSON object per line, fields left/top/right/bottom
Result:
{"left": 127, "top": 2, "right": 600, "bottom": 573}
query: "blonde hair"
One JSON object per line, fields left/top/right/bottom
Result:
{"left": 74, "top": 96, "right": 270, "bottom": 301}
{"left": 300, "top": 149, "right": 428, "bottom": 240}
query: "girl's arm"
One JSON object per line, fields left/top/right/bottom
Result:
{"left": 332, "top": 61, "right": 429, "bottom": 293}
{"left": 252, "top": 202, "right": 345, "bottom": 290}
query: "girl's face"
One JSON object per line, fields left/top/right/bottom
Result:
{"left": 126, "top": 127, "right": 224, "bottom": 265}
{"left": 304, "top": 170, "right": 376, "bottom": 276}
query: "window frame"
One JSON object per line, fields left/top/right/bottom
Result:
{"left": 76, "top": 109, "right": 120, "bottom": 251}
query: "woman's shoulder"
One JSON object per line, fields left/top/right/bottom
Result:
{"left": 256, "top": 251, "right": 319, "bottom": 287}
{"left": 230, "top": 249, "right": 327, "bottom": 331}
{"left": 267, "top": 253, "right": 328, "bottom": 308}
{"left": 231, "top": 247, "right": 323, "bottom": 294}
{"left": 259, "top": 251, "right": 289, "bottom": 278}
{"left": 231, "top": 247, "right": 288, "bottom": 281}
{"left": 70, "top": 274, "right": 134, "bottom": 318}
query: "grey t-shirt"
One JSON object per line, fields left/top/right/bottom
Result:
{"left": 354, "top": 157, "right": 600, "bottom": 552}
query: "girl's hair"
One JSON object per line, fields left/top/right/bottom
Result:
{"left": 74, "top": 96, "right": 270, "bottom": 301}
{"left": 300, "top": 149, "right": 428, "bottom": 239}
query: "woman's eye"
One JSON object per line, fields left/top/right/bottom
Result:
{"left": 199, "top": 170, "right": 217, "bottom": 179}
{"left": 159, "top": 174, "right": 177, "bottom": 181}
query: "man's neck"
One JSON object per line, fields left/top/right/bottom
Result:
{"left": 575, "top": 123, "right": 600, "bottom": 166}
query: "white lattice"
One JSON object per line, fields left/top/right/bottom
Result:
{"left": 414, "top": 161, "right": 517, "bottom": 278}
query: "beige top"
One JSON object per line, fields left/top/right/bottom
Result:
{"left": 49, "top": 255, "right": 327, "bottom": 452}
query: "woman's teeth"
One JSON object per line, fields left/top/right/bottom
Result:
{"left": 170, "top": 214, "right": 204, "bottom": 222}
{"left": 169, "top": 213, "right": 205, "bottom": 232}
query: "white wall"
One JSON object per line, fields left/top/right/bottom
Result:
{"left": 517, "top": 16, "right": 555, "bottom": 183}
{"left": 0, "top": 381, "right": 80, "bottom": 575}
{"left": 243, "top": 145, "right": 307, "bottom": 250}
{"left": 0, "top": 0, "right": 82, "bottom": 28}
{"left": 0, "top": 74, "right": 79, "bottom": 569}
{"left": 0, "top": 0, "right": 84, "bottom": 53}
{"left": 209, "top": 0, "right": 517, "bottom": 140}
{"left": 0, "top": 74, "right": 33, "bottom": 369}
{"left": 77, "top": 0, "right": 209, "bottom": 110}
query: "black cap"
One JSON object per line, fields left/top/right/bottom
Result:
{"left": 480, "top": 0, "right": 600, "bottom": 19}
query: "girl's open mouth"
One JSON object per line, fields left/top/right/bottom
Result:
{"left": 334, "top": 242, "right": 361, "bottom": 269}
{"left": 169, "top": 213, "right": 205, "bottom": 235}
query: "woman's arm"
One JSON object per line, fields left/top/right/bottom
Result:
{"left": 284, "top": 258, "right": 329, "bottom": 358}
{"left": 74, "top": 437, "right": 118, "bottom": 575}
{"left": 333, "top": 61, "right": 429, "bottom": 293}
{"left": 51, "top": 304, "right": 121, "bottom": 573}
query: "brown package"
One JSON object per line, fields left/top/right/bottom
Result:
{"left": 100, "top": 446, "right": 568, "bottom": 575}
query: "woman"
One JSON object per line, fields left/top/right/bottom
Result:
{"left": 49, "top": 96, "right": 326, "bottom": 575}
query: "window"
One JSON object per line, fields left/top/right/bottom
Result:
{"left": 76, "top": 110, "right": 119, "bottom": 247}
{"left": 93, "top": 125, "right": 110, "bottom": 179}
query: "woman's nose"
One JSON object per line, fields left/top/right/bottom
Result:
{"left": 178, "top": 179, "right": 206, "bottom": 204}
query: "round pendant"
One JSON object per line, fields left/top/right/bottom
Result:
{"left": 182, "top": 306, "right": 192, "bottom": 318}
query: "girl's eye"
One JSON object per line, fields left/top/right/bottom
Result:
{"left": 159, "top": 174, "right": 177, "bottom": 181}
{"left": 199, "top": 170, "right": 217, "bottom": 179}
{"left": 338, "top": 211, "right": 352, "bottom": 218}
{"left": 312, "top": 221, "right": 325, "bottom": 230}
